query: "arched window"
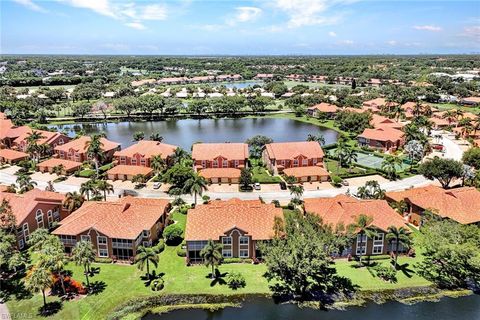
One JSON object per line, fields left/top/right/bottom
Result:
{"left": 35, "top": 209, "right": 44, "bottom": 228}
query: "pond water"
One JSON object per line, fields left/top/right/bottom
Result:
{"left": 51, "top": 118, "right": 339, "bottom": 150}
{"left": 221, "top": 81, "right": 262, "bottom": 89}
{"left": 143, "top": 295, "right": 480, "bottom": 320}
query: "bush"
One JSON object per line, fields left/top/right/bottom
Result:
{"left": 226, "top": 272, "right": 246, "bottom": 290}
{"left": 94, "top": 257, "right": 113, "bottom": 264}
{"left": 271, "top": 200, "right": 280, "bottom": 208}
{"left": 331, "top": 175, "right": 342, "bottom": 187}
{"left": 178, "top": 205, "right": 189, "bottom": 215}
{"left": 172, "top": 197, "right": 185, "bottom": 206}
{"left": 176, "top": 247, "right": 186, "bottom": 257}
{"left": 223, "top": 258, "right": 253, "bottom": 264}
{"left": 155, "top": 240, "right": 165, "bottom": 253}
{"left": 202, "top": 195, "right": 210, "bottom": 204}
{"left": 151, "top": 278, "right": 164, "bottom": 291}
{"left": 163, "top": 224, "right": 183, "bottom": 245}
{"left": 373, "top": 265, "right": 397, "bottom": 283}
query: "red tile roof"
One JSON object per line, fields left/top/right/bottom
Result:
{"left": 304, "top": 195, "right": 407, "bottom": 232}
{"left": 107, "top": 165, "right": 153, "bottom": 176}
{"left": 0, "top": 149, "right": 28, "bottom": 161}
{"left": 185, "top": 199, "right": 283, "bottom": 241}
{"left": 114, "top": 140, "right": 177, "bottom": 159}
{"left": 371, "top": 114, "right": 404, "bottom": 130}
{"left": 37, "top": 158, "right": 82, "bottom": 171}
{"left": 54, "top": 136, "right": 120, "bottom": 154}
{"left": 358, "top": 127, "right": 404, "bottom": 142}
{"left": 5, "top": 125, "right": 31, "bottom": 140}
{"left": 309, "top": 102, "right": 338, "bottom": 113}
{"left": 265, "top": 141, "right": 325, "bottom": 160}
{"left": 52, "top": 197, "right": 170, "bottom": 239}
{"left": 13, "top": 129, "right": 67, "bottom": 146}
{"left": 199, "top": 168, "right": 241, "bottom": 179}
{"left": 192, "top": 143, "right": 249, "bottom": 161}
{"left": 0, "top": 119, "right": 14, "bottom": 139}
{"left": 283, "top": 165, "right": 329, "bottom": 178}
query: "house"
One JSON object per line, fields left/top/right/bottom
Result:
{"left": 253, "top": 74, "right": 274, "bottom": 80}
{"left": 262, "top": 141, "right": 325, "bottom": 176}
{"left": 37, "top": 158, "right": 82, "bottom": 175}
{"left": 106, "top": 165, "right": 153, "bottom": 181}
{"left": 385, "top": 186, "right": 480, "bottom": 226}
{"left": 370, "top": 114, "right": 404, "bottom": 130}
{"left": 131, "top": 79, "right": 156, "bottom": 87}
{"left": 0, "top": 189, "right": 67, "bottom": 249}
{"left": 113, "top": 140, "right": 177, "bottom": 167}
{"left": 199, "top": 168, "right": 241, "bottom": 184}
{"left": 304, "top": 195, "right": 409, "bottom": 257}
{"left": 12, "top": 129, "right": 70, "bottom": 152}
{"left": 185, "top": 199, "right": 283, "bottom": 263}
{"left": 429, "top": 117, "right": 451, "bottom": 129}
{"left": 358, "top": 127, "right": 405, "bottom": 152}
{"left": 283, "top": 166, "right": 330, "bottom": 183}
{"left": 367, "top": 78, "right": 382, "bottom": 87}
{"left": 460, "top": 96, "right": 480, "bottom": 106}
{"left": 362, "top": 98, "right": 397, "bottom": 113}
{"left": 54, "top": 136, "right": 120, "bottom": 163}
{"left": 0, "top": 149, "right": 28, "bottom": 164}
{"left": 216, "top": 74, "right": 242, "bottom": 82}
{"left": 52, "top": 197, "right": 171, "bottom": 260}
{"left": 307, "top": 103, "right": 339, "bottom": 118}
{"left": 192, "top": 143, "right": 248, "bottom": 170}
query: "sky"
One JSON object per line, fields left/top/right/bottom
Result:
{"left": 1, "top": 0, "right": 479, "bottom": 55}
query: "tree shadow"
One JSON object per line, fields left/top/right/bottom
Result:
{"left": 0, "top": 272, "right": 31, "bottom": 302}
{"left": 396, "top": 262, "right": 414, "bottom": 278}
{"left": 88, "top": 267, "right": 101, "bottom": 277}
{"left": 38, "top": 301, "right": 62, "bottom": 317}
{"left": 140, "top": 270, "right": 165, "bottom": 287}
{"left": 87, "top": 281, "right": 107, "bottom": 295}
{"left": 205, "top": 269, "right": 228, "bottom": 287}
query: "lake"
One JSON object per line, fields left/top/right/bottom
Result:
{"left": 51, "top": 118, "right": 339, "bottom": 150}
{"left": 143, "top": 295, "right": 480, "bottom": 320}
{"left": 221, "top": 81, "right": 262, "bottom": 89}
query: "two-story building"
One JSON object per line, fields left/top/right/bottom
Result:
{"left": 358, "top": 127, "right": 405, "bottom": 152}
{"left": 52, "top": 197, "right": 171, "bottom": 260}
{"left": 192, "top": 143, "right": 249, "bottom": 184}
{"left": 307, "top": 103, "right": 339, "bottom": 118}
{"left": 12, "top": 129, "right": 70, "bottom": 153}
{"left": 54, "top": 136, "right": 120, "bottom": 163}
{"left": 113, "top": 140, "right": 178, "bottom": 167}
{"left": 185, "top": 199, "right": 283, "bottom": 263}
{"left": 304, "top": 195, "right": 409, "bottom": 257}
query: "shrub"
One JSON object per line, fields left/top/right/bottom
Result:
{"left": 94, "top": 257, "right": 113, "bottom": 264}
{"left": 172, "top": 197, "right": 185, "bottom": 206}
{"left": 271, "top": 200, "right": 280, "bottom": 208}
{"left": 226, "top": 272, "right": 246, "bottom": 290}
{"left": 178, "top": 205, "right": 189, "bottom": 215}
{"left": 331, "top": 175, "right": 342, "bottom": 187}
{"left": 151, "top": 279, "right": 164, "bottom": 291}
{"left": 373, "top": 265, "right": 397, "bottom": 283}
{"left": 176, "top": 247, "right": 186, "bottom": 257}
{"left": 223, "top": 258, "right": 253, "bottom": 264}
{"left": 202, "top": 195, "right": 210, "bottom": 204}
{"left": 155, "top": 240, "right": 165, "bottom": 253}
{"left": 163, "top": 224, "right": 183, "bottom": 245}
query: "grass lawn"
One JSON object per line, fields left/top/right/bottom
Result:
{"left": 431, "top": 103, "right": 480, "bottom": 114}
{"left": 251, "top": 166, "right": 282, "bottom": 184}
{"left": 324, "top": 158, "right": 371, "bottom": 176}
{"left": 6, "top": 212, "right": 431, "bottom": 319}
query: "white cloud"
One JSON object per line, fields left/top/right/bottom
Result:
{"left": 413, "top": 25, "right": 442, "bottom": 32}
{"left": 138, "top": 4, "right": 167, "bottom": 20}
{"left": 234, "top": 7, "right": 262, "bottom": 22}
{"left": 271, "top": 0, "right": 352, "bottom": 28}
{"left": 328, "top": 31, "right": 337, "bottom": 37}
{"left": 337, "top": 39, "right": 354, "bottom": 45}
{"left": 462, "top": 26, "right": 480, "bottom": 38}
{"left": 12, "top": 0, "right": 47, "bottom": 12}
{"left": 125, "top": 22, "right": 146, "bottom": 30}
{"left": 387, "top": 40, "right": 397, "bottom": 46}
{"left": 63, "top": 0, "right": 116, "bottom": 18}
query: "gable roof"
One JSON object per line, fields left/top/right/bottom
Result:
{"left": 107, "top": 165, "right": 153, "bottom": 176}
{"left": 37, "top": 158, "right": 82, "bottom": 171}
{"left": 0, "top": 149, "right": 28, "bottom": 161}
{"left": 371, "top": 114, "right": 404, "bottom": 130}
{"left": 358, "top": 127, "right": 404, "bottom": 142}
{"left": 309, "top": 102, "right": 338, "bottom": 113}
{"left": 114, "top": 140, "right": 177, "bottom": 159}
{"left": 304, "top": 195, "right": 407, "bottom": 232}
{"left": 54, "top": 136, "right": 120, "bottom": 154}
{"left": 185, "top": 199, "right": 283, "bottom": 241}
{"left": 199, "top": 168, "right": 241, "bottom": 179}
{"left": 52, "top": 197, "right": 170, "bottom": 239}
{"left": 13, "top": 129, "right": 67, "bottom": 146}
{"left": 192, "top": 143, "right": 249, "bottom": 161}
{"left": 265, "top": 141, "right": 325, "bottom": 160}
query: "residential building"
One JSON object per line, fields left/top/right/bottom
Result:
{"left": 262, "top": 141, "right": 326, "bottom": 176}
{"left": 185, "top": 199, "right": 283, "bottom": 263}
{"left": 199, "top": 168, "right": 241, "bottom": 184}
{"left": 307, "top": 102, "right": 339, "bottom": 118}
{"left": 54, "top": 136, "right": 120, "bottom": 163}
{"left": 37, "top": 158, "right": 82, "bottom": 175}
{"left": 460, "top": 96, "right": 480, "bottom": 106}
{"left": 385, "top": 186, "right": 480, "bottom": 226}
{"left": 362, "top": 98, "right": 398, "bottom": 113}
{"left": 253, "top": 74, "right": 274, "bottom": 80}
{"left": 358, "top": 127, "right": 405, "bottom": 152}
{"left": 52, "top": 197, "right": 171, "bottom": 260}
{"left": 113, "top": 140, "right": 178, "bottom": 167}
{"left": 106, "top": 165, "right": 153, "bottom": 181}
{"left": 0, "top": 149, "right": 28, "bottom": 164}
{"left": 370, "top": 114, "right": 404, "bottom": 130}
{"left": 304, "top": 195, "right": 409, "bottom": 257}
{"left": 12, "top": 129, "right": 70, "bottom": 152}
{"left": 283, "top": 166, "right": 330, "bottom": 183}
{"left": 0, "top": 189, "right": 67, "bottom": 249}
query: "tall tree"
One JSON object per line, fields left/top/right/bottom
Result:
{"left": 183, "top": 173, "right": 208, "bottom": 206}
{"left": 200, "top": 239, "right": 223, "bottom": 279}
{"left": 350, "top": 214, "right": 378, "bottom": 266}
{"left": 85, "top": 134, "right": 105, "bottom": 175}
{"left": 24, "top": 266, "right": 53, "bottom": 309}
{"left": 96, "top": 180, "right": 114, "bottom": 201}
{"left": 62, "top": 191, "right": 85, "bottom": 213}
{"left": 386, "top": 226, "right": 411, "bottom": 270}
{"left": 134, "top": 245, "right": 160, "bottom": 278}
{"left": 72, "top": 240, "right": 96, "bottom": 288}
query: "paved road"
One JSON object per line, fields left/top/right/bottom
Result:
{"left": 0, "top": 168, "right": 432, "bottom": 203}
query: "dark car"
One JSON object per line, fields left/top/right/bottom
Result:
{"left": 279, "top": 181, "right": 287, "bottom": 190}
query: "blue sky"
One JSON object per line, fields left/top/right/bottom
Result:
{"left": 1, "top": 0, "right": 479, "bottom": 54}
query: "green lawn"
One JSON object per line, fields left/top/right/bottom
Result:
{"left": 251, "top": 166, "right": 282, "bottom": 184}
{"left": 324, "top": 158, "right": 371, "bottom": 176}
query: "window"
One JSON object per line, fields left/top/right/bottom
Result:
{"left": 239, "top": 236, "right": 249, "bottom": 245}
{"left": 222, "top": 237, "right": 232, "bottom": 245}
{"left": 140, "top": 159, "right": 146, "bottom": 166}
{"left": 98, "top": 248, "right": 108, "bottom": 257}
{"left": 201, "top": 160, "right": 206, "bottom": 168}
{"left": 222, "top": 249, "right": 232, "bottom": 258}
{"left": 213, "top": 160, "right": 218, "bottom": 168}
{"left": 372, "top": 233, "right": 384, "bottom": 255}
{"left": 47, "top": 210, "right": 53, "bottom": 227}
{"left": 53, "top": 209, "right": 60, "bottom": 220}
{"left": 313, "top": 158, "right": 317, "bottom": 165}
{"left": 142, "top": 241, "right": 151, "bottom": 247}
{"left": 81, "top": 235, "right": 91, "bottom": 242}
{"left": 131, "top": 158, "right": 137, "bottom": 165}
{"left": 23, "top": 223, "right": 29, "bottom": 239}
{"left": 222, "top": 160, "right": 228, "bottom": 168}
{"left": 356, "top": 234, "right": 367, "bottom": 255}
{"left": 293, "top": 159, "right": 299, "bottom": 167}
{"left": 120, "top": 156, "right": 126, "bottom": 164}
{"left": 59, "top": 138, "right": 64, "bottom": 145}
{"left": 234, "top": 160, "right": 239, "bottom": 167}
{"left": 35, "top": 209, "right": 43, "bottom": 228}
{"left": 142, "top": 230, "right": 150, "bottom": 238}
{"left": 302, "top": 159, "right": 308, "bottom": 166}
{"left": 239, "top": 249, "right": 249, "bottom": 258}
{"left": 97, "top": 236, "right": 107, "bottom": 245}
{"left": 18, "top": 239, "right": 25, "bottom": 249}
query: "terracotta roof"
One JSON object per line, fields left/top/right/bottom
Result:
{"left": 265, "top": 141, "right": 325, "bottom": 160}
{"left": 387, "top": 186, "right": 480, "bottom": 224}
{"left": 37, "top": 158, "right": 82, "bottom": 171}
{"left": 461, "top": 97, "right": 480, "bottom": 103}
{"left": 192, "top": 143, "right": 249, "bottom": 161}
{"left": 0, "top": 119, "right": 14, "bottom": 139}
{"left": 283, "top": 166, "right": 329, "bottom": 178}
{"left": 309, "top": 102, "right": 338, "bottom": 113}
{"left": 304, "top": 195, "right": 407, "bottom": 232}
{"left": 53, "top": 197, "right": 170, "bottom": 239}
{"left": 13, "top": 129, "right": 66, "bottom": 146}
{"left": 5, "top": 125, "right": 31, "bottom": 139}
{"left": 107, "top": 165, "right": 153, "bottom": 176}
{"left": 371, "top": 114, "right": 404, "bottom": 130}
{"left": 358, "top": 127, "right": 404, "bottom": 142}
{"left": 429, "top": 117, "right": 450, "bottom": 126}
{"left": 54, "top": 136, "right": 120, "bottom": 154}
{"left": 0, "top": 112, "right": 6, "bottom": 120}
{"left": 363, "top": 98, "right": 387, "bottom": 107}
{"left": 185, "top": 199, "right": 283, "bottom": 241}
{"left": 114, "top": 140, "right": 177, "bottom": 159}
{"left": 0, "top": 149, "right": 28, "bottom": 160}
{"left": 199, "top": 168, "right": 241, "bottom": 179}
{"left": 343, "top": 107, "right": 365, "bottom": 113}
{"left": 0, "top": 189, "right": 64, "bottom": 225}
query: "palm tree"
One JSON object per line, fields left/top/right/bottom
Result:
{"left": 24, "top": 266, "right": 53, "bottom": 309}
{"left": 133, "top": 131, "right": 145, "bottom": 141}
{"left": 52, "top": 164, "right": 65, "bottom": 176}
{"left": 132, "top": 174, "right": 147, "bottom": 188}
{"left": 44, "top": 181, "right": 55, "bottom": 192}
{"left": 306, "top": 134, "right": 325, "bottom": 145}
{"left": 342, "top": 148, "right": 358, "bottom": 173}
{"left": 16, "top": 174, "right": 37, "bottom": 193}
{"left": 289, "top": 185, "right": 304, "bottom": 201}
{"left": 63, "top": 191, "right": 85, "bottom": 213}
{"left": 96, "top": 180, "right": 114, "bottom": 201}
{"left": 150, "top": 154, "right": 166, "bottom": 174}
{"left": 134, "top": 246, "right": 160, "bottom": 278}
{"left": 149, "top": 132, "right": 164, "bottom": 142}
{"left": 85, "top": 134, "right": 105, "bottom": 175}
{"left": 183, "top": 173, "right": 208, "bottom": 206}
{"left": 37, "top": 238, "right": 69, "bottom": 296}
{"left": 172, "top": 147, "right": 189, "bottom": 165}
{"left": 351, "top": 214, "right": 378, "bottom": 266}
{"left": 386, "top": 226, "right": 411, "bottom": 270}
{"left": 26, "top": 130, "right": 46, "bottom": 163}
{"left": 381, "top": 155, "right": 401, "bottom": 180}
{"left": 80, "top": 179, "right": 97, "bottom": 201}
{"left": 442, "top": 110, "right": 456, "bottom": 125}
{"left": 72, "top": 240, "right": 96, "bottom": 288}
{"left": 200, "top": 239, "right": 223, "bottom": 279}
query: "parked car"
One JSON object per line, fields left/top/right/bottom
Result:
{"left": 254, "top": 183, "right": 261, "bottom": 190}
{"left": 341, "top": 180, "right": 349, "bottom": 186}
{"left": 279, "top": 181, "right": 287, "bottom": 190}
{"left": 153, "top": 182, "right": 161, "bottom": 189}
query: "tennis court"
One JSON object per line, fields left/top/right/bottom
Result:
{"left": 329, "top": 149, "right": 409, "bottom": 171}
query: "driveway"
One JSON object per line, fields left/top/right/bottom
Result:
{"left": 430, "top": 130, "right": 470, "bottom": 161}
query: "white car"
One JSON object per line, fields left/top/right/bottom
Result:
{"left": 153, "top": 182, "right": 161, "bottom": 189}
{"left": 254, "top": 183, "right": 261, "bottom": 190}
